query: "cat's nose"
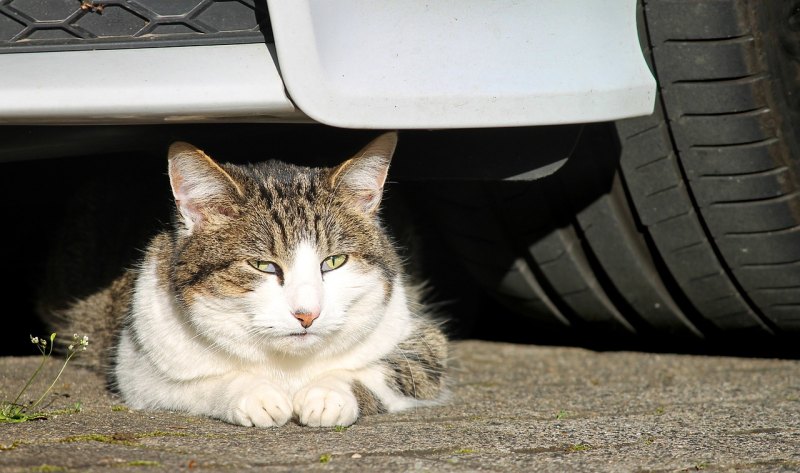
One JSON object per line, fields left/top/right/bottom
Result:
{"left": 293, "top": 309, "right": 319, "bottom": 328}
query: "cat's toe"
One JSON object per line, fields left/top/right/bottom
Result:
{"left": 294, "top": 384, "right": 359, "bottom": 427}
{"left": 229, "top": 384, "right": 292, "bottom": 428}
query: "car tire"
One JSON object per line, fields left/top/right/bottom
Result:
{"left": 423, "top": 0, "right": 800, "bottom": 347}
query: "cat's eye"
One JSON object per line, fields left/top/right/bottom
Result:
{"left": 321, "top": 254, "right": 348, "bottom": 273}
{"left": 248, "top": 260, "right": 281, "bottom": 275}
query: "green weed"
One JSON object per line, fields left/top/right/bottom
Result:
{"left": 0, "top": 333, "right": 89, "bottom": 423}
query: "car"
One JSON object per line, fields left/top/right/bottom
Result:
{"left": 1, "top": 0, "right": 797, "bottom": 354}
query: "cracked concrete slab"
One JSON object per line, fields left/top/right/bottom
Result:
{"left": 1, "top": 341, "right": 799, "bottom": 472}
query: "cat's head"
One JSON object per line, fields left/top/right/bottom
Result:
{"left": 164, "top": 133, "right": 402, "bottom": 359}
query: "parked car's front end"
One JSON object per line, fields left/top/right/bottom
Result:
{"left": 2, "top": 0, "right": 798, "bottom": 353}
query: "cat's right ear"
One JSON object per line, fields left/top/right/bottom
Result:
{"left": 167, "top": 142, "right": 243, "bottom": 234}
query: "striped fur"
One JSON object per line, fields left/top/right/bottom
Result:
{"left": 43, "top": 133, "right": 448, "bottom": 427}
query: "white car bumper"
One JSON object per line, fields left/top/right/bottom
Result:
{"left": 0, "top": 0, "right": 655, "bottom": 128}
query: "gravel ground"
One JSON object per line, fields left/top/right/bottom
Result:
{"left": 1, "top": 340, "right": 798, "bottom": 472}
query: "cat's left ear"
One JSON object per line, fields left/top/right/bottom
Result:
{"left": 329, "top": 132, "right": 397, "bottom": 214}
{"left": 168, "top": 142, "right": 244, "bottom": 233}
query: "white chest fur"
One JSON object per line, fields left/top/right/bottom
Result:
{"left": 114, "top": 247, "right": 415, "bottom": 414}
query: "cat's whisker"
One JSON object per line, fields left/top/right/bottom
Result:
{"left": 176, "top": 317, "right": 262, "bottom": 362}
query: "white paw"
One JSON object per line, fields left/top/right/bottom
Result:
{"left": 225, "top": 380, "right": 292, "bottom": 428}
{"left": 293, "top": 379, "right": 359, "bottom": 427}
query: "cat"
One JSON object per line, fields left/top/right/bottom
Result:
{"left": 44, "top": 132, "right": 448, "bottom": 427}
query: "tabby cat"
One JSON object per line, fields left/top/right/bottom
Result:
{"left": 46, "top": 133, "right": 447, "bottom": 427}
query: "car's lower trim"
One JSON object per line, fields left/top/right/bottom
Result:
{"left": 0, "top": 43, "right": 305, "bottom": 124}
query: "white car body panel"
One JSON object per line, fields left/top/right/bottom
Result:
{"left": 0, "top": 1, "right": 655, "bottom": 128}
{"left": 0, "top": 44, "right": 301, "bottom": 124}
{"left": 268, "top": 0, "right": 656, "bottom": 129}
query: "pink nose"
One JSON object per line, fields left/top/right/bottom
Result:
{"left": 294, "top": 310, "right": 319, "bottom": 328}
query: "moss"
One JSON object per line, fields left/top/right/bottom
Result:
{"left": 453, "top": 448, "right": 476, "bottom": 454}
{"left": 555, "top": 410, "right": 568, "bottom": 420}
{"left": 60, "top": 430, "right": 188, "bottom": 446}
{"left": 61, "top": 433, "right": 116, "bottom": 444}
{"left": 136, "top": 430, "right": 189, "bottom": 439}
{"left": 319, "top": 453, "right": 332, "bottom": 464}
{"left": 30, "top": 466, "right": 67, "bottom": 473}
{"left": 125, "top": 461, "right": 161, "bottom": 467}
{"left": 566, "top": 443, "right": 592, "bottom": 453}
{"left": 111, "top": 405, "right": 130, "bottom": 412}
{"left": 333, "top": 425, "right": 348, "bottom": 432}
{"left": 0, "top": 440, "right": 23, "bottom": 451}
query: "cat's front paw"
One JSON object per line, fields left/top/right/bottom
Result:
{"left": 225, "top": 379, "right": 292, "bottom": 428}
{"left": 293, "top": 378, "right": 359, "bottom": 427}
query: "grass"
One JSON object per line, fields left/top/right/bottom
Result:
{"left": 319, "top": 453, "right": 332, "bottom": 464}
{"left": 0, "top": 333, "right": 89, "bottom": 423}
{"left": 555, "top": 410, "right": 569, "bottom": 420}
{"left": 46, "top": 403, "right": 82, "bottom": 417}
{"left": 333, "top": 425, "right": 348, "bottom": 432}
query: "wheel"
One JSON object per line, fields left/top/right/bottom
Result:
{"left": 423, "top": 0, "right": 800, "bottom": 349}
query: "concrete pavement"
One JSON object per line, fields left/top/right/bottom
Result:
{"left": 1, "top": 340, "right": 798, "bottom": 472}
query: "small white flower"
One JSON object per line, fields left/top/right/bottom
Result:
{"left": 68, "top": 344, "right": 75, "bottom": 351}
{"left": 73, "top": 333, "right": 79, "bottom": 339}
{"left": 30, "top": 336, "right": 39, "bottom": 345}
{"left": 80, "top": 335, "right": 89, "bottom": 347}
